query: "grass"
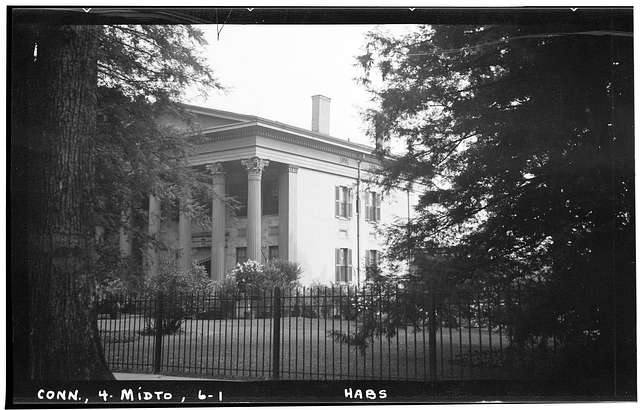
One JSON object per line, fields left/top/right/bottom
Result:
{"left": 99, "top": 315, "right": 555, "bottom": 381}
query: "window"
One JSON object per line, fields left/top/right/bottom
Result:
{"left": 197, "top": 257, "right": 211, "bottom": 278}
{"left": 335, "top": 248, "right": 353, "bottom": 282}
{"left": 335, "top": 186, "right": 353, "bottom": 218}
{"left": 364, "top": 191, "right": 381, "bottom": 222}
{"left": 236, "top": 247, "right": 247, "bottom": 264}
{"left": 268, "top": 246, "right": 279, "bottom": 260}
{"left": 227, "top": 180, "right": 248, "bottom": 217}
{"left": 227, "top": 177, "right": 278, "bottom": 216}
{"left": 365, "top": 250, "right": 379, "bottom": 268}
{"left": 365, "top": 250, "right": 381, "bottom": 280}
{"left": 262, "top": 178, "right": 279, "bottom": 215}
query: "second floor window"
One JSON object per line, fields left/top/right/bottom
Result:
{"left": 364, "top": 191, "right": 381, "bottom": 222}
{"left": 262, "top": 178, "right": 279, "bottom": 215}
{"left": 335, "top": 248, "right": 353, "bottom": 282}
{"left": 227, "top": 178, "right": 278, "bottom": 216}
{"left": 335, "top": 186, "right": 353, "bottom": 218}
{"left": 227, "top": 179, "right": 248, "bottom": 217}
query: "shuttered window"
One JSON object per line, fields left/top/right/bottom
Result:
{"left": 335, "top": 186, "right": 353, "bottom": 218}
{"left": 365, "top": 249, "right": 381, "bottom": 280}
{"left": 365, "top": 191, "right": 381, "bottom": 222}
{"left": 365, "top": 250, "right": 379, "bottom": 268}
{"left": 335, "top": 248, "right": 353, "bottom": 282}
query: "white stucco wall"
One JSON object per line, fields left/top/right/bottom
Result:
{"left": 294, "top": 166, "right": 418, "bottom": 285}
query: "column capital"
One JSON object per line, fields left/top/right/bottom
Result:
{"left": 287, "top": 165, "right": 299, "bottom": 174}
{"left": 241, "top": 156, "right": 270, "bottom": 177}
{"left": 207, "top": 163, "right": 225, "bottom": 186}
{"left": 206, "top": 162, "right": 225, "bottom": 175}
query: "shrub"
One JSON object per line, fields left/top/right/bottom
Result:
{"left": 263, "top": 260, "right": 302, "bottom": 288}
{"left": 96, "top": 277, "right": 131, "bottom": 318}
{"left": 195, "top": 278, "right": 238, "bottom": 319}
{"left": 227, "top": 259, "right": 302, "bottom": 318}
{"left": 228, "top": 259, "right": 302, "bottom": 293}
{"left": 228, "top": 260, "right": 264, "bottom": 294}
{"left": 140, "top": 261, "right": 215, "bottom": 335}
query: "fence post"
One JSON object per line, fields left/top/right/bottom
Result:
{"left": 153, "top": 293, "right": 164, "bottom": 374}
{"left": 428, "top": 292, "right": 437, "bottom": 381}
{"left": 271, "top": 287, "right": 281, "bottom": 380}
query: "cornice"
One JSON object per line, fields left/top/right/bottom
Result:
{"left": 193, "top": 124, "right": 380, "bottom": 165}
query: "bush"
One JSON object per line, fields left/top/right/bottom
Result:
{"left": 283, "top": 284, "right": 357, "bottom": 320}
{"left": 140, "top": 261, "right": 215, "bottom": 335}
{"left": 96, "top": 277, "right": 131, "bottom": 318}
{"left": 195, "top": 278, "right": 238, "bottom": 319}
{"left": 228, "top": 259, "right": 302, "bottom": 293}
{"left": 228, "top": 260, "right": 264, "bottom": 294}
{"left": 263, "top": 260, "right": 302, "bottom": 288}
{"left": 226, "top": 259, "right": 302, "bottom": 318}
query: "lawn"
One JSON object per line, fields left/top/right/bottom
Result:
{"left": 99, "top": 314, "right": 556, "bottom": 381}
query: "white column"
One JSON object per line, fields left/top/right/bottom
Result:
{"left": 241, "top": 156, "right": 269, "bottom": 262}
{"left": 147, "top": 194, "right": 161, "bottom": 276}
{"left": 207, "top": 163, "right": 226, "bottom": 281}
{"left": 178, "top": 194, "right": 192, "bottom": 273}
{"left": 278, "top": 165, "right": 298, "bottom": 262}
{"left": 119, "top": 208, "right": 132, "bottom": 257}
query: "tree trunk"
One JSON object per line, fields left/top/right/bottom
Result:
{"left": 11, "top": 23, "right": 113, "bottom": 380}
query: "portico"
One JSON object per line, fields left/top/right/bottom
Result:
{"left": 149, "top": 155, "right": 299, "bottom": 281}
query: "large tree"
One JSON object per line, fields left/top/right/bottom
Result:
{"left": 11, "top": 24, "right": 112, "bottom": 381}
{"left": 358, "top": 22, "right": 633, "bottom": 382}
{"left": 11, "top": 20, "right": 218, "bottom": 380}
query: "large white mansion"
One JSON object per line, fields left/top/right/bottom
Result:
{"left": 131, "top": 96, "right": 418, "bottom": 285}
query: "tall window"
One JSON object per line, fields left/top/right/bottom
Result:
{"left": 227, "top": 179, "right": 248, "bottom": 217}
{"left": 335, "top": 186, "right": 353, "bottom": 218}
{"left": 365, "top": 249, "right": 381, "bottom": 280}
{"left": 236, "top": 247, "right": 247, "bottom": 264}
{"left": 268, "top": 245, "right": 279, "bottom": 260}
{"left": 365, "top": 249, "right": 379, "bottom": 268}
{"left": 262, "top": 178, "right": 279, "bottom": 215}
{"left": 335, "top": 248, "right": 353, "bottom": 282}
{"left": 364, "top": 191, "right": 381, "bottom": 222}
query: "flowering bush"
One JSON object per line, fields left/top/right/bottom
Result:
{"left": 228, "top": 260, "right": 264, "bottom": 293}
{"left": 228, "top": 259, "right": 302, "bottom": 293}
{"left": 227, "top": 259, "right": 302, "bottom": 318}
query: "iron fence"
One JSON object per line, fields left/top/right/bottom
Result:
{"left": 98, "top": 285, "right": 561, "bottom": 380}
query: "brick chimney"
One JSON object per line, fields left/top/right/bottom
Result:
{"left": 311, "top": 95, "right": 330, "bottom": 135}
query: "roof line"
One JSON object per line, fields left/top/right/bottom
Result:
{"left": 181, "top": 103, "right": 377, "bottom": 155}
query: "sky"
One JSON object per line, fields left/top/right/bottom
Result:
{"left": 186, "top": 24, "right": 416, "bottom": 147}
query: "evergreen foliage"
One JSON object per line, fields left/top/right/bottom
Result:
{"left": 356, "top": 22, "right": 634, "bottom": 380}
